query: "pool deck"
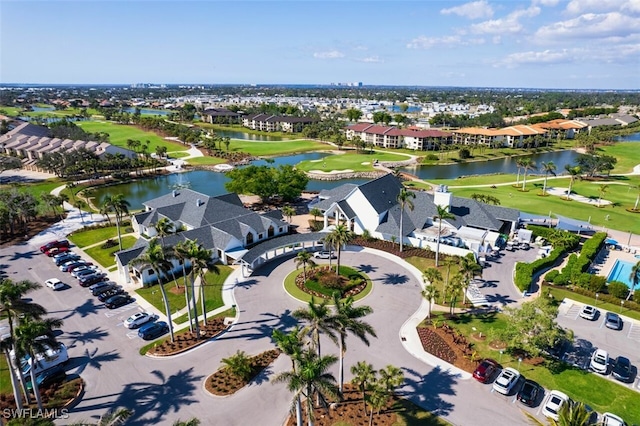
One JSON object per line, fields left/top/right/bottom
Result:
{"left": 591, "top": 247, "right": 640, "bottom": 281}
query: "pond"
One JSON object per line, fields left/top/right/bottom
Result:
{"left": 90, "top": 152, "right": 369, "bottom": 209}
{"left": 123, "top": 107, "right": 171, "bottom": 116}
{"left": 212, "top": 129, "right": 285, "bottom": 142}
{"left": 615, "top": 132, "right": 640, "bottom": 142}
{"left": 400, "top": 150, "right": 582, "bottom": 180}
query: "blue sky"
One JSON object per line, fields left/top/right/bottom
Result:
{"left": 1, "top": 0, "right": 638, "bottom": 89}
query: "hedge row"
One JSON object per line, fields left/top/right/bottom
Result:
{"left": 514, "top": 247, "right": 565, "bottom": 292}
{"left": 556, "top": 232, "right": 607, "bottom": 286}
{"left": 568, "top": 285, "right": 640, "bottom": 311}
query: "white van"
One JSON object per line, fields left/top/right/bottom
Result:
{"left": 12, "top": 342, "right": 69, "bottom": 377}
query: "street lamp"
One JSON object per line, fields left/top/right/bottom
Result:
{"left": 595, "top": 293, "right": 599, "bottom": 307}
{"left": 518, "top": 357, "right": 523, "bottom": 371}
{"left": 620, "top": 300, "right": 624, "bottom": 313}
{"left": 499, "top": 350, "right": 504, "bottom": 363}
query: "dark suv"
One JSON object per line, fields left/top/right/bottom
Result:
{"left": 79, "top": 274, "right": 108, "bottom": 287}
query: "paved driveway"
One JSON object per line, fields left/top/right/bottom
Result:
{"left": 2, "top": 243, "right": 546, "bottom": 425}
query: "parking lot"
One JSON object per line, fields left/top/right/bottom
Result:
{"left": 556, "top": 299, "right": 640, "bottom": 392}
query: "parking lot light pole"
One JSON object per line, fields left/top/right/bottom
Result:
{"left": 620, "top": 300, "right": 624, "bottom": 313}
{"left": 595, "top": 293, "right": 599, "bottom": 307}
{"left": 518, "top": 357, "right": 522, "bottom": 371}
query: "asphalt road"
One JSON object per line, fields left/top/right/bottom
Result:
{"left": 1, "top": 243, "right": 549, "bottom": 426}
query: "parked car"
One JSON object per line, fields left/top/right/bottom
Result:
{"left": 11, "top": 342, "right": 69, "bottom": 376}
{"left": 542, "top": 390, "right": 570, "bottom": 421}
{"left": 25, "top": 364, "right": 66, "bottom": 391}
{"left": 44, "top": 278, "right": 65, "bottom": 291}
{"left": 612, "top": 356, "right": 632, "bottom": 383}
{"left": 78, "top": 274, "right": 109, "bottom": 287}
{"left": 605, "top": 312, "right": 623, "bottom": 330}
{"left": 70, "top": 265, "right": 99, "bottom": 278}
{"left": 53, "top": 250, "right": 75, "bottom": 260}
{"left": 55, "top": 255, "right": 80, "bottom": 266}
{"left": 105, "top": 294, "right": 133, "bottom": 309}
{"left": 590, "top": 349, "right": 609, "bottom": 374}
{"left": 492, "top": 367, "right": 520, "bottom": 395}
{"left": 138, "top": 321, "right": 169, "bottom": 340}
{"left": 472, "top": 359, "right": 499, "bottom": 383}
{"left": 579, "top": 305, "right": 598, "bottom": 321}
{"left": 601, "top": 413, "right": 628, "bottom": 426}
{"left": 314, "top": 251, "right": 336, "bottom": 259}
{"left": 40, "top": 240, "right": 69, "bottom": 253}
{"left": 61, "top": 261, "right": 88, "bottom": 273}
{"left": 516, "top": 379, "right": 541, "bottom": 407}
{"left": 124, "top": 312, "right": 155, "bottom": 329}
{"left": 97, "top": 288, "right": 126, "bottom": 302}
{"left": 90, "top": 281, "right": 116, "bottom": 296}
{"left": 45, "top": 246, "right": 70, "bottom": 257}
{"left": 74, "top": 268, "right": 103, "bottom": 279}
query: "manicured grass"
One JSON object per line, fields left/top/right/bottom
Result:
{"left": 186, "top": 156, "right": 227, "bottom": 165}
{"left": 0, "top": 106, "right": 21, "bottom": 116}
{"left": 139, "top": 307, "right": 236, "bottom": 355}
{"left": 597, "top": 142, "right": 640, "bottom": 174}
{"left": 0, "top": 355, "right": 12, "bottom": 395}
{"left": 297, "top": 152, "right": 410, "bottom": 173}
{"left": 197, "top": 122, "right": 298, "bottom": 139}
{"left": 392, "top": 398, "right": 451, "bottom": 426}
{"left": 68, "top": 226, "right": 120, "bottom": 248}
{"left": 229, "top": 139, "right": 333, "bottom": 156}
{"left": 1, "top": 179, "right": 65, "bottom": 198}
{"left": 85, "top": 235, "right": 136, "bottom": 267}
{"left": 546, "top": 285, "right": 640, "bottom": 321}
{"left": 77, "top": 121, "right": 185, "bottom": 152}
{"left": 173, "top": 266, "right": 233, "bottom": 324}
{"left": 404, "top": 256, "right": 465, "bottom": 308}
{"left": 283, "top": 265, "right": 373, "bottom": 305}
{"left": 435, "top": 311, "right": 640, "bottom": 424}
{"left": 167, "top": 151, "right": 191, "bottom": 158}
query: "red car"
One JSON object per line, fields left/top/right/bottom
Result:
{"left": 40, "top": 240, "right": 69, "bottom": 253}
{"left": 45, "top": 246, "right": 70, "bottom": 257}
{"left": 473, "top": 359, "right": 499, "bottom": 383}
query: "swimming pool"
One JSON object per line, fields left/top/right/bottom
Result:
{"left": 606, "top": 260, "right": 638, "bottom": 288}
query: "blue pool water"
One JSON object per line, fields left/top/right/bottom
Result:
{"left": 606, "top": 260, "right": 638, "bottom": 288}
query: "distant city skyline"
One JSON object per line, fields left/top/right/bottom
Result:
{"left": 1, "top": 1, "right": 638, "bottom": 90}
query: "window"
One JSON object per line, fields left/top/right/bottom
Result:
{"left": 246, "top": 233, "right": 254, "bottom": 245}
{"left": 258, "top": 233, "right": 263, "bottom": 239}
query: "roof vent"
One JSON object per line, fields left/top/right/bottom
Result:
{"left": 196, "top": 199, "right": 203, "bottom": 206}
{"left": 172, "top": 190, "right": 177, "bottom": 197}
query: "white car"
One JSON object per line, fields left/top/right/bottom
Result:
{"left": 492, "top": 367, "right": 521, "bottom": 395}
{"left": 579, "top": 305, "right": 597, "bottom": 321}
{"left": 70, "top": 265, "right": 99, "bottom": 278}
{"left": 124, "top": 312, "right": 155, "bottom": 329}
{"left": 602, "top": 413, "right": 627, "bottom": 426}
{"left": 542, "top": 390, "right": 570, "bottom": 421}
{"left": 53, "top": 251, "right": 74, "bottom": 260}
{"left": 313, "top": 251, "right": 336, "bottom": 259}
{"left": 44, "top": 278, "right": 65, "bottom": 291}
{"left": 590, "top": 349, "right": 609, "bottom": 374}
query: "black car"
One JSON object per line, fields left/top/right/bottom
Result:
{"left": 105, "top": 294, "right": 133, "bottom": 309}
{"left": 79, "top": 274, "right": 108, "bottom": 288}
{"left": 612, "top": 356, "right": 632, "bottom": 383}
{"left": 97, "top": 288, "right": 126, "bottom": 302}
{"left": 516, "top": 379, "right": 540, "bottom": 407}
{"left": 55, "top": 255, "right": 80, "bottom": 266}
{"left": 90, "top": 282, "right": 116, "bottom": 296}
{"left": 138, "top": 321, "right": 169, "bottom": 340}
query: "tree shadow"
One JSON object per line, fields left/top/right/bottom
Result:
{"left": 485, "top": 293, "right": 516, "bottom": 306}
{"left": 355, "top": 264, "right": 377, "bottom": 274}
{"left": 64, "top": 327, "right": 110, "bottom": 348}
{"left": 219, "top": 309, "right": 297, "bottom": 342}
{"left": 9, "top": 249, "right": 39, "bottom": 262}
{"left": 477, "top": 280, "right": 498, "bottom": 288}
{"left": 398, "top": 366, "right": 457, "bottom": 417}
{"left": 69, "top": 347, "right": 122, "bottom": 376}
{"left": 250, "top": 364, "right": 277, "bottom": 386}
{"left": 380, "top": 273, "right": 409, "bottom": 285}
{"left": 49, "top": 298, "right": 102, "bottom": 320}
{"left": 234, "top": 278, "right": 258, "bottom": 289}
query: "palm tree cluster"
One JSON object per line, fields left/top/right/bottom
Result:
{"left": 350, "top": 361, "right": 405, "bottom": 425}
{"left": 423, "top": 254, "right": 481, "bottom": 315}
{"left": 273, "top": 293, "right": 378, "bottom": 426}
{"left": 101, "top": 194, "right": 130, "bottom": 251}
{"left": 470, "top": 193, "right": 501, "bottom": 205}
{"left": 0, "top": 188, "right": 41, "bottom": 239}
{"left": 0, "top": 278, "right": 64, "bottom": 412}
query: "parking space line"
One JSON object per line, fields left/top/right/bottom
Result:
{"left": 104, "top": 304, "right": 139, "bottom": 318}
{"left": 126, "top": 331, "right": 139, "bottom": 339}
{"left": 565, "top": 304, "right": 581, "bottom": 320}
{"left": 627, "top": 323, "right": 640, "bottom": 341}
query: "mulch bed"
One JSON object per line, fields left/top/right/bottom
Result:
{"left": 294, "top": 266, "right": 368, "bottom": 300}
{"left": 416, "top": 322, "right": 478, "bottom": 373}
{"left": 148, "top": 318, "right": 228, "bottom": 356}
{"left": 205, "top": 349, "right": 281, "bottom": 396}
{"left": 284, "top": 384, "right": 402, "bottom": 426}
{"left": 0, "top": 377, "right": 83, "bottom": 414}
{"left": 0, "top": 216, "right": 61, "bottom": 248}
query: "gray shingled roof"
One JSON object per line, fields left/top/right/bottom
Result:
{"left": 312, "top": 184, "right": 359, "bottom": 211}
{"left": 241, "top": 232, "right": 326, "bottom": 265}
{"left": 357, "top": 174, "right": 403, "bottom": 214}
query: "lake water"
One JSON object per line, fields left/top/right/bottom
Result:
{"left": 123, "top": 107, "right": 171, "bottom": 116}
{"left": 90, "top": 152, "right": 369, "bottom": 209}
{"left": 615, "top": 132, "right": 640, "bottom": 142}
{"left": 213, "top": 130, "right": 285, "bottom": 142}
{"left": 400, "top": 150, "right": 582, "bottom": 180}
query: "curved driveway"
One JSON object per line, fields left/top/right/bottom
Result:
{"left": 3, "top": 243, "right": 537, "bottom": 426}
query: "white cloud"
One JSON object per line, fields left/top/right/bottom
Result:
{"left": 470, "top": 6, "right": 540, "bottom": 34}
{"left": 492, "top": 36, "right": 502, "bottom": 44}
{"left": 566, "top": 0, "right": 628, "bottom": 15}
{"left": 440, "top": 0, "right": 493, "bottom": 20}
{"left": 623, "top": 0, "right": 640, "bottom": 13}
{"left": 533, "top": 0, "right": 560, "bottom": 6}
{"left": 534, "top": 12, "right": 640, "bottom": 40}
{"left": 358, "top": 56, "right": 383, "bottom": 63}
{"left": 496, "top": 49, "right": 576, "bottom": 68}
{"left": 313, "top": 50, "right": 345, "bottom": 59}
{"left": 407, "top": 35, "right": 485, "bottom": 49}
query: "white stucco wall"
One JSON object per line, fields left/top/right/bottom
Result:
{"left": 347, "top": 190, "right": 381, "bottom": 235}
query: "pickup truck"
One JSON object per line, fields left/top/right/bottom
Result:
{"left": 12, "top": 342, "right": 69, "bottom": 377}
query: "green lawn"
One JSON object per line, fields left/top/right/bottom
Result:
{"left": 77, "top": 121, "right": 185, "bottom": 152}
{"left": 68, "top": 226, "right": 120, "bottom": 248}
{"left": 1, "top": 179, "right": 65, "bottom": 198}
{"left": 167, "top": 151, "right": 191, "bottom": 158}
{"left": 297, "top": 152, "right": 410, "bottom": 173}
{"left": 404, "top": 256, "right": 465, "bottom": 308}
{"left": 0, "top": 106, "right": 21, "bottom": 116}
{"left": 173, "top": 266, "right": 233, "bottom": 324}
{"left": 597, "top": 143, "right": 640, "bottom": 174}
{"left": 186, "top": 156, "right": 227, "bottom": 165}
{"left": 283, "top": 265, "right": 373, "bottom": 304}
{"left": 434, "top": 312, "right": 640, "bottom": 424}
{"left": 0, "top": 355, "right": 12, "bottom": 394}
{"left": 229, "top": 139, "right": 332, "bottom": 157}
{"left": 85, "top": 236, "right": 137, "bottom": 267}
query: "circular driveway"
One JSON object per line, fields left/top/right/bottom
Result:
{"left": 3, "top": 243, "right": 538, "bottom": 425}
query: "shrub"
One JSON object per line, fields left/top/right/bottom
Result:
{"left": 318, "top": 272, "right": 343, "bottom": 289}
{"left": 514, "top": 247, "right": 564, "bottom": 292}
{"left": 553, "top": 273, "right": 571, "bottom": 286}
{"left": 545, "top": 270, "right": 560, "bottom": 283}
{"left": 459, "top": 148, "right": 471, "bottom": 159}
{"left": 607, "top": 281, "right": 630, "bottom": 299}
{"left": 100, "top": 239, "right": 118, "bottom": 249}
{"left": 425, "top": 154, "right": 439, "bottom": 161}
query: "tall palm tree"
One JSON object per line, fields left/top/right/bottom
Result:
{"left": 350, "top": 361, "right": 376, "bottom": 412}
{"left": 0, "top": 335, "right": 23, "bottom": 410}
{"left": 293, "top": 298, "right": 338, "bottom": 359}
{"left": 434, "top": 205, "right": 455, "bottom": 267}
{"left": 597, "top": 184, "right": 609, "bottom": 207}
{"left": 515, "top": 158, "right": 525, "bottom": 186}
{"left": 295, "top": 250, "right": 315, "bottom": 282}
{"left": 396, "top": 187, "right": 416, "bottom": 252}
{"left": 459, "top": 255, "right": 482, "bottom": 305}
{"left": 541, "top": 161, "right": 557, "bottom": 196}
{"left": 421, "top": 286, "right": 440, "bottom": 319}
{"left": 274, "top": 350, "right": 340, "bottom": 426}
{"left": 322, "top": 233, "right": 337, "bottom": 268}
{"left": 282, "top": 205, "right": 296, "bottom": 223}
{"left": 14, "top": 317, "right": 63, "bottom": 411}
{"left": 172, "top": 419, "right": 200, "bottom": 426}
{"left": 627, "top": 261, "right": 640, "bottom": 301}
{"left": 272, "top": 327, "right": 306, "bottom": 426}
{"left": 174, "top": 241, "right": 193, "bottom": 332}
{"left": 103, "top": 194, "right": 131, "bottom": 251}
{"left": 378, "top": 364, "right": 404, "bottom": 396}
{"left": 447, "top": 274, "right": 465, "bottom": 315}
{"left": 155, "top": 217, "right": 174, "bottom": 247}
{"left": 564, "top": 165, "right": 581, "bottom": 201}
{"left": 186, "top": 241, "right": 215, "bottom": 329}
{"left": 309, "top": 208, "right": 322, "bottom": 225}
{"left": 332, "top": 294, "right": 376, "bottom": 392}
{"left": 328, "top": 224, "right": 353, "bottom": 275}
{"left": 131, "top": 238, "right": 175, "bottom": 342}
{"left": 520, "top": 157, "right": 536, "bottom": 191}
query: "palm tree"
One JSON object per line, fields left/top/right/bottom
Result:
{"left": 221, "top": 350, "right": 253, "bottom": 381}
{"left": 434, "top": 205, "right": 455, "bottom": 267}
{"left": 103, "top": 194, "right": 130, "bottom": 251}
{"left": 293, "top": 298, "right": 338, "bottom": 359}
{"left": 447, "top": 273, "right": 465, "bottom": 315}
{"left": 295, "top": 250, "right": 315, "bottom": 282}
{"left": 396, "top": 187, "right": 416, "bottom": 252}
{"left": 520, "top": 157, "right": 536, "bottom": 191}
{"left": 332, "top": 294, "right": 377, "bottom": 392}
{"left": 272, "top": 327, "right": 306, "bottom": 426}
{"left": 597, "top": 184, "right": 609, "bottom": 207}
{"left": 328, "top": 224, "right": 353, "bottom": 275}
{"left": 131, "top": 238, "right": 175, "bottom": 342}
{"left": 14, "top": 317, "right": 63, "bottom": 411}
{"left": 377, "top": 364, "right": 404, "bottom": 399}
{"left": 541, "top": 161, "right": 557, "bottom": 196}
{"left": 627, "top": 261, "right": 640, "bottom": 301}
{"left": 74, "top": 200, "right": 87, "bottom": 223}
{"left": 515, "top": 158, "right": 525, "bottom": 186}
{"left": 350, "top": 361, "right": 376, "bottom": 412}
{"left": 421, "top": 286, "right": 440, "bottom": 319}
{"left": 309, "top": 208, "right": 322, "bottom": 225}
{"left": 564, "top": 165, "right": 581, "bottom": 201}
{"left": 155, "top": 217, "right": 174, "bottom": 247}
{"left": 187, "top": 241, "right": 215, "bottom": 329}
{"left": 96, "top": 408, "right": 134, "bottom": 426}
{"left": 0, "top": 335, "right": 23, "bottom": 410}
{"left": 172, "top": 419, "right": 200, "bottom": 426}
{"left": 173, "top": 240, "right": 193, "bottom": 332}
{"left": 523, "top": 400, "right": 596, "bottom": 426}
{"left": 274, "top": 349, "right": 340, "bottom": 426}
{"left": 459, "top": 255, "right": 482, "bottom": 305}
{"left": 282, "top": 205, "right": 296, "bottom": 223}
